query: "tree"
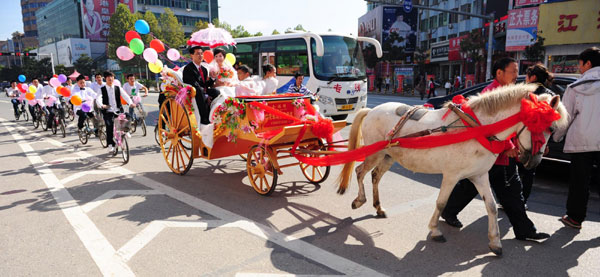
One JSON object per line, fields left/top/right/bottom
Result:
{"left": 361, "top": 44, "right": 379, "bottom": 69}
{"left": 73, "top": 54, "right": 96, "bottom": 77}
{"left": 143, "top": 11, "right": 160, "bottom": 45}
{"left": 460, "top": 29, "right": 486, "bottom": 82}
{"left": 194, "top": 20, "right": 210, "bottom": 31}
{"left": 272, "top": 29, "right": 280, "bottom": 35}
{"left": 231, "top": 25, "right": 251, "bottom": 38}
{"left": 253, "top": 32, "right": 263, "bottom": 37}
{"left": 107, "top": 4, "right": 135, "bottom": 65}
{"left": 159, "top": 8, "right": 185, "bottom": 49}
{"left": 54, "top": 64, "right": 70, "bottom": 76}
{"left": 524, "top": 34, "right": 546, "bottom": 62}
{"left": 285, "top": 24, "right": 307, "bottom": 33}
{"left": 21, "top": 57, "right": 52, "bottom": 80}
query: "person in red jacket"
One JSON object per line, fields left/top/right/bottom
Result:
{"left": 441, "top": 57, "right": 550, "bottom": 241}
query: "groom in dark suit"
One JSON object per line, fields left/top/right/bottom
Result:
{"left": 182, "top": 46, "right": 219, "bottom": 125}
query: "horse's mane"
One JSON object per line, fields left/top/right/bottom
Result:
{"left": 456, "top": 83, "right": 569, "bottom": 130}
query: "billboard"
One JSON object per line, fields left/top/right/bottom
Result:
{"left": 358, "top": 8, "right": 381, "bottom": 41}
{"left": 382, "top": 6, "right": 418, "bottom": 53}
{"left": 81, "top": 0, "right": 135, "bottom": 42}
{"left": 448, "top": 35, "right": 467, "bottom": 61}
{"left": 506, "top": 7, "right": 539, "bottom": 52}
{"left": 538, "top": 0, "right": 600, "bottom": 46}
{"left": 57, "top": 38, "right": 91, "bottom": 67}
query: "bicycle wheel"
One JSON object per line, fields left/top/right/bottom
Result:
{"left": 51, "top": 117, "right": 58, "bottom": 134}
{"left": 98, "top": 126, "right": 108, "bottom": 148}
{"left": 78, "top": 121, "right": 89, "bottom": 144}
{"left": 121, "top": 135, "right": 129, "bottom": 164}
{"left": 130, "top": 117, "right": 137, "bottom": 133}
{"left": 60, "top": 119, "right": 66, "bottom": 138}
{"left": 154, "top": 124, "right": 160, "bottom": 145}
{"left": 40, "top": 113, "right": 48, "bottom": 131}
{"left": 22, "top": 108, "right": 29, "bottom": 121}
{"left": 67, "top": 105, "right": 75, "bottom": 121}
{"left": 32, "top": 109, "right": 39, "bottom": 129}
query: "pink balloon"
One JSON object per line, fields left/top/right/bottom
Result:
{"left": 50, "top": 77, "right": 61, "bottom": 88}
{"left": 133, "top": 96, "right": 141, "bottom": 104}
{"left": 116, "top": 46, "right": 135, "bottom": 61}
{"left": 167, "top": 48, "right": 180, "bottom": 61}
{"left": 143, "top": 48, "right": 158, "bottom": 63}
{"left": 28, "top": 99, "right": 37, "bottom": 106}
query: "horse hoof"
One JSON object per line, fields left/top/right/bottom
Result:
{"left": 431, "top": 235, "right": 446, "bottom": 243}
{"left": 376, "top": 211, "right": 387, "bottom": 218}
{"left": 489, "top": 246, "right": 503, "bottom": 256}
{"left": 351, "top": 200, "right": 364, "bottom": 209}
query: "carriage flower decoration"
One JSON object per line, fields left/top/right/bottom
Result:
{"left": 212, "top": 97, "right": 247, "bottom": 142}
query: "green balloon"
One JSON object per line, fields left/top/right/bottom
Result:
{"left": 129, "top": 38, "right": 144, "bottom": 55}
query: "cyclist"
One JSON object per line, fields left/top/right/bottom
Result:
{"left": 97, "top": 71, "right": 135, "bottom": 153}
{"left": 72, "top": 75, "right": 98, "bottom": 131}
{"left": 28, "top": 77, "right": 45, "bottom": 123}
{"left": 7, "top": 81, "right": 22, "bottom": 118}
{"left": 42, "top": 78, "right": 61, "bottom": 129}
{"left": 122, "top": 74, "right": 148, "bottom": 120}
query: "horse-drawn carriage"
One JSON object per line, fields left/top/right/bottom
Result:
{"left": 157, "top": 69, "right": 346, "bottom": 195}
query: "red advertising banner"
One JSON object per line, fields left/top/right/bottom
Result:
{"left": 396, "top": 75, "right": 404, "bottom": 93}
{"left": 448, "top": 35, "right": 467, "bottom": 61}
{"left": 514, "top": 0, "right": 544, "bottom": 7}
{"left": 368, "top": 74, "right": 375, "bottom": 91}
{"left": 81, "top": 0, "right": 135, "bottom": 42}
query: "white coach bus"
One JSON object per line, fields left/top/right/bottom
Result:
{"left": 228, "top": 33, "right": 382, "bottom": 120}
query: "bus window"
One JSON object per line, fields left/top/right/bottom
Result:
{"left": 260, "top": 41, "right": 276, "bottom": 52}
{"left": 234, "top": 43, "right": 259, "bottom": 74}
{"left": 275, "top": 39, "right": 308, "bottom": 76}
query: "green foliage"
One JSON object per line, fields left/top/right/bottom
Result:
{"left": 195, "top": 20, "right": 210, "bottom": 31}
{"left": 73, "top": 54, "right": 96, "bottom": 77}
{"left": 138, "top": 78, "right": 155, "bottom": 90}
{"left": 107, "top": 4, "right": 135, "bottom": 64}
{"left": 54, "top": 64, "right": 70, "bottom": 75}
{"left": 524, "top": 34, "right": 546, "bottom": 62}
{"left": 143, "top": 11, "right": 160, "bottom": 45}
{"left": 285, "top": 24, "right": 307, "bottom": 33}
{"left": 459, "top": 29, "right": 485, "bottom": 63}
{"left": 413, "top": 46, "right": 428, "bottom": 66}
{"left": 361, "top": 44, "right": 379, "bottom": 69}
{"left": 22, "top": 57, "right": 52, "bottom": 80}
{"left": 253, "top": 32, "right": 263, "bottom": 37}
{"left": 159, "top": 8, "right": 186, "bottom": 49}
{"left": 272, "top": 29, "right": 280, "bottom": 35}
{"left": 231, "top": 25, "right": 251, "bottom": 38}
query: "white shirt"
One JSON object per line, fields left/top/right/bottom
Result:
{"left": 31, "top": 83, "right": 45, "bottom": 100}
{"left": 72, "top": 86, "right": 97, "bottom": 113}
{"left": 235, "top": 76, "right": 261, "bottom": 96}
{"left": 89, "top": 81, "right": 105, "bottom": 95}
{"left": 444, "top": 82, "right": 451, "bottom": 89}
{"left": 96, "top": 84, "right": 132, "bottom": 113}
{"left": 122, "top": 81, "right": 145, "bottom": 97}
{"left": 7, "top": 87, "right": 19, "bottom": 98}
{"left": 261, "top": 77, "right": 279, "bottom": 95}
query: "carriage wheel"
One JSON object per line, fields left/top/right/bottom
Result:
{"left": 159, "top": 98, "right": 194, "bottom": 175}
{"left": 247, "top": 145, "right": 278, "bottom": 196}
{"left": 298, "top": 141, "right": 330, "bottom": 184}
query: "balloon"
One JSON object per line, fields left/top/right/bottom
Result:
{"left": 148, "top": 60, "right": 163, "bottom": 74}
{"left": 143, "top": 48, "right": 158, "bottom": 63}
{"left": 129, "top": 38, "right": 144, "bottom": 55}
{"left": 225, "top": 53, "right": 236, "bottom": 65}
{"left": 203, "top": 50, "right": 214, "bottom": 63}
{"left": 18, "top": 84, "right": 28, "bottom": 93}
{"left": 120, "top": 96, "right": 128, "bottom": 105}
{"left": 58, "top": 74, "right": 67, "bottom": 83}
{"left": 133, "top": 96, "right": 141, "bottom": 105}
{"left": 18, "top": 75, "right": 26, "bottom": 82}
{"left": 25, "top": 92, "right": 35, "bottom": 100}
{"left": 150, "top": 39, "right": 165, "bottom": 53}
{"left": 50, "top": 77, "right": 61, "bottom": 88}
{"left": 166, "top": 48, "right": 180, "bottom": 61}
{"left": 135, "top": 19, "right": 150, "bottom": 34}
{"left": 45, "top": 95, "right": 56, "bottom": 107}
{"left": 60, "top": 87, "right": 71, "bottom": 97}
{"left": 28, "top": 85, "right": 37, "bottom": 94}
{"left": 53, "top": 74, "right": 58, "bottom": 78}
{"left": 125, "top": 30, "right": 141, "bottom": 43}
{"left": 116, "top": 46, "right": 135, "bottom": 61}
{"left": 70, "top": 95, "right": 82, "bottom": 106}
{"left": 28, "top": 99, "right": 38, "bottom": 106}
{"left": 81, "top": 102, "right": 92, "bottom": 113}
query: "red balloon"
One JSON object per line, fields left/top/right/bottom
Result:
{"left": 203, "top": 50, "right": 214, "bottom": 63}
{"left": 53, "top": 74, "right": 58, "bottom": 78}
{"left": 125, "top": 30, "right": 141, "bottom": 43}
{"left": 150, "top": 39, "right": 165, "bottom": 53}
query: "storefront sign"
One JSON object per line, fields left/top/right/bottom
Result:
{"left": 506, "top": 7, "right": 539, "bottom": 51}
{"left": 448, "top": 35, "right": 467, "bottom": 61}
{"left": 431, "top": 44, "right": 449, "bottom": 59}
{"left": 538, "top": 0, "right": 600, "bottom": 46}
{"left": 514, "top": 0, "right": 544, "bottom": 7}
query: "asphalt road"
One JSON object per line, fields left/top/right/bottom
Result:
{"left": 0, "top": 93, "right": 599, "bottom": 276}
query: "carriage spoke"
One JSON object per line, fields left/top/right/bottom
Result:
{"left": 177, "top": 143, "right": 186, "bottom": 167}
{"left": 178, "top": 142, "right": 190, "bottom": 160}
{"left": 176, "top": 125, "right": 190, "bottom": 136}
{"left": 259, "top": 177, "right": 264, "bottom": 191}
{"left": 166, "top": 143, "right": 173, "bottom": 159}
{"left": 180, "top": 136, "right": 192, "bottom": 143}
{"left": 265, "top": 170, "right": 273, "bottom": 177}
{"left": 315, "top": 167, "right": 323, "bottom": 178}
{"left": 252, "top": 173, "right": 260, "bottom": 182}
{"left": 261, "top": 176, "right": 269, "bottom": 190}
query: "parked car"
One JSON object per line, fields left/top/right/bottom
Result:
{"left": 424, "top": 74, "right": 580, "bottom": 163}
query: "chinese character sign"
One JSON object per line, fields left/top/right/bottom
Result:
{"left": 514, "top": 0, "right": 544, "bottom": 8}
{"left": 506, "top": 7, "right": 539, "bottom": 52}
{"left": 538, "top": 0, "right": 600, "bottom": 46}
{"left": 81, "top": 0, "right": 135, "bottom": 42}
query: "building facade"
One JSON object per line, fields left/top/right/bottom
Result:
{"left": 36, "top": 0, "right": 84, "bottom": 47}
{"left": 136, "top": 0, "right": 219, "bottom": 37}
{"left": 21, "top": 0, "right": 52, "bottom": 41}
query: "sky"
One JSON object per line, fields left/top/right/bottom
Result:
{"left": 0, "top": 1, "right": 25, "bottom": 39}
{"left": 0, "top": 0, "right": 368, "bottom": 40}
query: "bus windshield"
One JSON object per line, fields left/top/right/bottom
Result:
{"left": 311, "top": 36, "right": 366, "bottom": 82}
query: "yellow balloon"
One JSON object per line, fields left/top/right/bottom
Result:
{"left": 148, "top": 60, "right": 163, "bottom": 73}
{"left": 28, "top": 85, "right": 37, "bottom": 94}
{"left": 225, "top": 53, "right": 236, "bottom": 65}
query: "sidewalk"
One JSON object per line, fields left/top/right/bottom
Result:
{"left": 368, "top": 87, "right": 448, "bottom": 98}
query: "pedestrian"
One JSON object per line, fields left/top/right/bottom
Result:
{"left": 416, "top": 76, "right": 426, "bottom": 100}
{"left": 441, "top": 57, "right": 551, "bottom": 241}
{"left": 454, "top": 75, "right": 461, "bottom": 92}
{"left": 385, "top": 76, "right": 391, "bottom": 92}
{"left": 444, "top": 79, "right": 451, "bottom": 95}
{"left": 519, "top": 64, "right": 556, "bottom": 208}
{"left": 553, "top": 47, "right": 600, "bottom": 229}
{"left": 97, "top": 71, "right": 134, "bottom": 154}
{"left": 427, "top": 78, "right": 436, "bottom": 98}
{"left": 376, "top": 78, "right": 382, "bottom": 93}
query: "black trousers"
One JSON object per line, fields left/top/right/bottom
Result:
{"left": 77, "top": 110, "right": 95, "bottom": 130}
{"left": 442, "top": 158, "right": 536, "bottom": 237}
{"left": 11, "top": 99, "right": 20, "bottom": 115}
{"left": 566, "top": 151, "right": 600, "bottom": 223}
{"left": 517, "top": 162, "right": 535, "bottom": 203}
{"left": 29, "top": 104, "right": 37, "bottom": 121}
{"left": 102, "top": 111, "right": 116, "bottom": 147}
{"left": 194, "top": 88, "right": 220, "bottom": 125}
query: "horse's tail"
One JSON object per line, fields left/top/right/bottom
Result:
{"left": 337, "top": 108, "right": 371, "bottom": 194}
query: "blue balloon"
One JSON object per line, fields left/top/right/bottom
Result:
{"left": 135, "top": 20, "right": 150, "bottom": 35}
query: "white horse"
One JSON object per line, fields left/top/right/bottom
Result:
{"left": 336, "top": 83, "right": 568, "bottom": 255}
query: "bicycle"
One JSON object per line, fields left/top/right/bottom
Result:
{"left": 77, "top": 107, "right": 107, "bottom": 147}
{"left": 111, "top": 112, "right": 131, "bottom": 164}
{"left": 65, "top": 102, "right": 75, "bottom": 121}
{"left": 32, "top": 104, "right": 48, "bottom": 130}
{"left": 13, "top": 99, "right": 29, "bottom": 122}
{"left": 49, "top": 105, "right": 67, "bottom": 138}
{"left": 130, "top": 97, "right": 147, "bottom": 136}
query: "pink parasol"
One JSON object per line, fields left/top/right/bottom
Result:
{"left": 69, "top": 70, "right": 81, "bottom": 80}
{"left": 187, "top": 24, "right": 236, "bottom": 48}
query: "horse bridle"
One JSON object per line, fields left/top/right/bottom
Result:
{"left": 515, "top": 124, "right": 546, "bottom": 157}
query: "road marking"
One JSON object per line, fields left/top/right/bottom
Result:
{"left": 0, "top": 118, "right": 135, "bottom": 276}
{"left": 2, "top": 117, "right": 386, "bottom": 276}
{"left": 0, "top": 100, "right": 9, "bottom": 103}
{"left": 81, "top": 189, "right": 163, "bottom": 213}
{"left": 145, "top": 103, "right": 158, "bottom": 107}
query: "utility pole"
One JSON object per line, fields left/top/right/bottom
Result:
{"left": 365, "top": 0, "right": 496, "bottom": 80}
{"left": 36, "top": 53, "right": 56, "bottom": 75}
